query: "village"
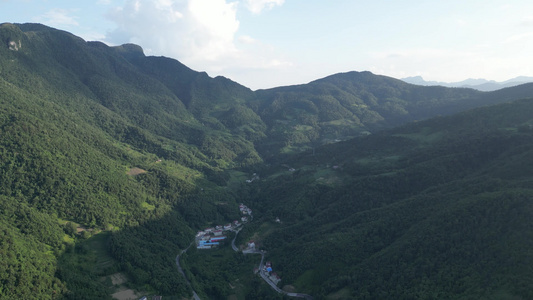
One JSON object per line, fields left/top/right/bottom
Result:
{"left": 255, "top": 260, "right": 281, "bottom": 285}
{"left": 194, "top": 203, "right": 252, "bottom": 249}
{"left": 193, "top": 203, "right": 283, "bottom": 286}
{"left": 180, "top": 201, "right": 313, "bottom": 299}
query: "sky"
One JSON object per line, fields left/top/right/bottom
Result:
{"left": 1, "top": 0, "right": 533, "bottom": 90}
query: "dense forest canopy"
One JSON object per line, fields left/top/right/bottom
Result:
{"left": 2, "top": 22, "right": 533, "bottom": 299}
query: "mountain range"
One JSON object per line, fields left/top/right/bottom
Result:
{"left": 401, "top": 75, "right": 533, "bottom": 91}
{"left": 2, "top": 22, "right": 533, "bottom": 299}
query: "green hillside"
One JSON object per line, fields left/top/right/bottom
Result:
{"left": 0, "top": 23, "right": 243, "bottom": 299}
{"left": 253, "top": 72, "right": 533, "bottom": 157}
{"left": 246, "top": 98, "right": 533, "bottom": 299}
{"left": 2, "top": 22, "right": 533, "bottom": 299}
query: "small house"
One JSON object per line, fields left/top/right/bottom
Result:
{"left": 270, "top": 272, "right": 281, "bottom": 284}
{"left": 211, "top": 236, "right": 226, "bottom": 242}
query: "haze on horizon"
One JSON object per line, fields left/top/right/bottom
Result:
{"left": 1, "top": 0, "right": 533, "bottom": 90}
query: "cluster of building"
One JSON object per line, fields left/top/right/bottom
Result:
{"left": 195, "top": 222, "right": 237, "bottom": 249}
{"left": 247, "top": 240, "right": 255, "bottom": 249}
{"left": 239, "top": 203, "right": 252, "bottom": 216}
{"left": 264, "top": 261, "right": 281, "bottom": 285}
{"left": 196, "top": 234, "right": 227, "bottom": 249}
{"left": 195, "top": 203, "right": 253, "bottom": 249}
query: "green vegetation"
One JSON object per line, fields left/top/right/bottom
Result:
{"left": 247, "top": 98, "right": 533, "bottom": 299}
{"left": 0, "top": 22, "right": 246, "bottom": 299}
{"left": 180, "top": 241, "right": 276, "bottom": 299}
{"left": 3, "top": 22, "right": 533, "bottom": 299}
{"left": 57, "top": 231, "right": 116, "bottom": 300}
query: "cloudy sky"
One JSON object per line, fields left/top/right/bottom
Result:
{"left": 1, "top": 0, "right": 533, "bottom": 90}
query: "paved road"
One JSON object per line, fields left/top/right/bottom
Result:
{"left": 248, "top": 250, "right": 313, "bottom": 299}
{"left": 231, "top": 227, "right": 242, "bottom": 252}
{"left": 231, "top": 220, "right": 313, "bottom": 299}
{"left": 287, "top": 293, "right": 314, "bottom": 300}
{"left": 177, "top": 210, "right": 312, "bottom": 300}
{"left": 175, "top": 242, "right": 201, "bottom": 300}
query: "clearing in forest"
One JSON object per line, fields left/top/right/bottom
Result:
{"left": 127, "top": 167, "right": 147, "bottom": 176}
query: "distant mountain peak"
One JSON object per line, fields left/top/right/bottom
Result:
{"left": 401, "top": 76, "right": 427, "bottom": 85}
{"left": 401, "top": 76, "right": 533, "bottom": 91}
{"left": 1, "top": 22, "right": 24, "bottom": 51}
{"left": 112, "top": 43, "right": 145, "bottom": 59}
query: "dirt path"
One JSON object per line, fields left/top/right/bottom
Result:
{"left": 109, "top": 272, "right": 146, "bottom": 300}
{"left": 110, "top": 273, "right": 127, "bottom": 285}
{"left": 127, "top": 167, "right": 147, "bottom": 176}
{"left": 111, "top": 288, "right": 139, "bottom": 300}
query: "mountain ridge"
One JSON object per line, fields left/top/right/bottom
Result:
{"left": 401, "top": 75, "right": 533, "bottom": 91}
{"left": 3, "top": 22, "right": 533, "bottom": 299}
{"left": 247, "top": 97, "right": 533, "bottom": 298}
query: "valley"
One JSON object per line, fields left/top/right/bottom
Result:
{"left": 2, "top": 22, "right": 533, "bottom": 299}
{"left": 177, "top": 200, "right": 313, "bottom": 299}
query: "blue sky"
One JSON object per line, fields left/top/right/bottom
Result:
{"left": 1, "top": 0, "right": 533, "bottom": 90}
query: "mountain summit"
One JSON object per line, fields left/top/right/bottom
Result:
{"left": 401, "top": 75, "right": 533, "bottom": 91}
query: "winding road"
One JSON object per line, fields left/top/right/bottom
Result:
{"left": 175, "top": 211, "right": 312, "bottom": 300}
{"left": 175, "top": 242, "right": 201, "bottom": 300}
{"left": 232, "top": 228, "right": 313, "bottom": 299}
{"left": 231, "top": 227, "right": 241, "bottom": 252}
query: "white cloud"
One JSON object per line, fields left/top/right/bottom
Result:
{"left": 372, "top": 48, "right": 473, "bottom": 61}
{"left": 366, "top": 46, "right": 533, "bottom": 83}
{"left": 105, "top": 0, "right": 292, "bottom": 89}
{"left": 79, "top": 31, "right": 107, "bottom": 42}
{"left": 37, "top": 8, "right": 79, "bottom": 27}
{"left": 238, "top": 35, "right": 256, "bottom": 44}
{"left": 454, "top": 18, "right": 467, "bottom": 27}
{"left": 505, "top": 32, "right": 533, "bottom": 43}
{"left": 244, "top": 0, "right": 284, "bottom": 14}
{"left": 368, "top": 48, "right": 479, "bottom": 81}
{"left": 520, "top": 16, "right": 533, "bottom": 27}
{"left": 187, "top": 0, "right": 239, "bottom": 60}
{"left": 106, "top": 0, "right": 239, "bottom": 61}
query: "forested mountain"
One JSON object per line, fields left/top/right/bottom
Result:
{"left": 402, "top": 75, "right": 533, "bottom": 91}
{"left": 254, "top": 73, "right": 533, "bottom": 156}
{"left": 246, "top": 98, "right": 533, "bottom": 299}
{"left": 2, "top": 22, "right": 533, "bottom": 299}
